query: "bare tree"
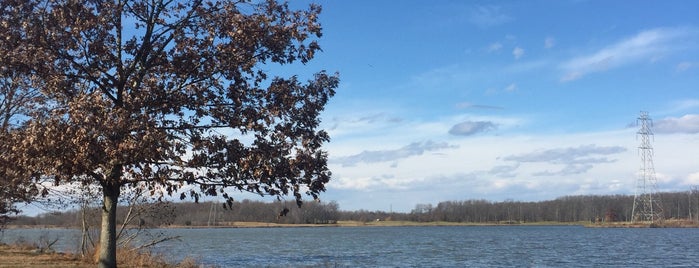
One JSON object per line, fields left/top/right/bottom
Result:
{"left": 692, "top": 186, "right": 699, "bottom": 222}
{"left": 0, "top": 1, "right": 337, "bottom": 267}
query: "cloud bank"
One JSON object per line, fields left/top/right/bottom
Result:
{"left": 654, "top": 114, "right": 699, "bottom": 134}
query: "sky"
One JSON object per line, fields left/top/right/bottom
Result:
{"left": 15, "top": 1, "right": 699, "bottom": 215}
{"left": 275, "top": 0, "right": 699, "bottom": 213}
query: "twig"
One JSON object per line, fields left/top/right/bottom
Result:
{"left": 132, "top": 236, "right": 182, "bottom": 251}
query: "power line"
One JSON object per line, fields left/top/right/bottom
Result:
{"left": 631, "top": 111, "right": 664, "bottom": 223}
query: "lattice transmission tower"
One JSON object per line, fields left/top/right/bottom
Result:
{"left": 631, "top": 111, "right": 663, "bottom": 223}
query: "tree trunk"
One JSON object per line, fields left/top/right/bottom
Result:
{"left": 98, "top": 182, "right": 120, "bottom": 268}
{"left": 80, "top": 201, "right": 91, "bottom": 257}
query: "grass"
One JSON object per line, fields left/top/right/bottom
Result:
{"left": 586, "top": 219, "right": 699, "bottom": 228}
{"left": 0, "top": 242, "right": 204, "bottom": 268}
{"left": 0, "top": 243, "right": 90, "bottom": 268}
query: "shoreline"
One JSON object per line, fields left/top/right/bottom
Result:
{"left": 6, "top": 219, "right": 699, "bottom": 229}
{"left": 585, "top": 219, "right": 699, "bottom": 228}
{"left": 5, "top": 220, "right": 586, "bottom": 229}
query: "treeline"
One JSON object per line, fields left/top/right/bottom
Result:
{"left": 11, "top": 190, "right": 699, "bottom": 226}
{"left": 169, "top": 199, "right": 341, "bottom": 225}
{"left": 11, "top": 199, "right": 340, "bottom": 227}
{"left": 401, "top": 191, "right": 699, "bottom": 223}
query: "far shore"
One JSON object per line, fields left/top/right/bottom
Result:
{"left": 3, "top": 220, "right": 594, "bottom": 229}
{"left": 586, "top": 219, "right": 699, "bottom": 228}
{"left": 6, "top": 219, "right": 699, "bottom": 230}
{"left": 166, "top": 220, "right": 584, "bottom": 228}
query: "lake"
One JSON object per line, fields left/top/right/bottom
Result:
{"left": 2, "top": 225, "right": 699, "bottom": 267}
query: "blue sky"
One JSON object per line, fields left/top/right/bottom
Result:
{"left": 279, "top": 1, "right": 699, "bottom": 212}
{"left": 17, "top": 1, "right": 699, "bottom": 215}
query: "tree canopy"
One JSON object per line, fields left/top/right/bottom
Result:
{"left": 0, "top": 0, "right": 337, "bottom": 267}
{"left": 0, "top": 1, "right": 48, "bottom": 226}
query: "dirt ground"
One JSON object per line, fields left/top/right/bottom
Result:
{"left": 0, "top": 244, "right": 91, "bottom": 268}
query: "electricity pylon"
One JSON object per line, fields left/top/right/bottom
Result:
{"left": 631, "top": 111, "right": 664, "bottom": 223}
{"left": 208, "top": 201, "right": 218, "bottom": 226}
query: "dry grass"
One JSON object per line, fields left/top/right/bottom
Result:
{"left": 0, "top": 243, "right": 90, "bottom": 268}
{"left": 91, "top": 243, "right": 204, "bottom": 268}
{"left": 114, "top": 248, "right": 200, "bottom": 268}
{"left": 0, "top": 243, "right": 203, "bottom": 268}
{"left": 658, "top": 219, "right": 699, "bottom": 227}
{"left": 586, "top": 219, "right": 699, "bottom": 228}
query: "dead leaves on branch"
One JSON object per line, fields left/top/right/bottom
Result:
{"left": 0, "top": 0, "right": 338, "bottom": 206}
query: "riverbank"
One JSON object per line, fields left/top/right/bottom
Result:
{"left": 0, "top": 243, "right": 201, "bottom": 268}
{"left": 3, "top": 220, "right": 593, "bottom": 230}
{"left": 177, "top": 219, "right": 699, "bottom": 228}
{"left": 8, "top": 219, "right": 699, "bottom": 230}
{"left": 586, "top": 219, "right": 699, "bottom": 228}
{"left": 0, "top": 244, "right": 90, "bottom": 268}
{"left": 163, "top": 220, "right": 589, "bottom": 228}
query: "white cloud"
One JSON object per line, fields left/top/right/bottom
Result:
{"left": 456, "top": 102, "right": 504, "bottom": 110}
{"left": 324, "top": 110, "right": 405, "bottom": 141}
{"left": 674, "top": 99, "right": 699, "bottom": 111}
{"left": 560, "top": 27, "right": 697, "bottom": 81}
{"left": 676, "top": 62, "right": 693, "bottom": 71}
{"left": 654, "top": 114, "right": 699, "bottom": 134}
{"left": 331, "top": 176, "right": 381, "bottom": 190}
{"left": 468, "top": 5, "right": 512, "bottom": 28}
{"left": 504, "top": 83, "right": 518, "bottom": 92}
{"left": 684, "top": 172, "right": 699, "bottom": 185}
{"left": 512, "top": 46, "right": 524, "bottom": 59}
{"left": 325, "top": 124, "right": 699, "bottom": 211}
{"left": 545, "top": 37, "right": 556, "bottom": 49}
{"left": 658, "top": 99, "right": 699, "bottom": 116}
{"left": 487, "top": 42, "right": 503, "bottom": 52}
{"left": 485, "top": 83, "right": 519, "bottom": 95}
{"left": 560, "top": 71, "right": 583, "bottom": 82}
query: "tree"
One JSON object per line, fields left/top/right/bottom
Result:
{"left": 0, "top": 67, "right": 27, "bottom": 226}
{"left": 0, "top": 5, "right": 49, "bottom": 226}
{"left": 0, "top": 0, "right": 338, "bottom": 267}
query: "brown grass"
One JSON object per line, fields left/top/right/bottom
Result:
{"left": 0, "top": 243, "right": 203, "bottom": 268}
{"left": 0, "top": 243, "right": 90, "bottom": 268}
{"left": 586, "top": 219, "right": 699, "bottom": 228}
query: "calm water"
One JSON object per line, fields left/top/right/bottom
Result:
{"left": 3, "top": 225, "right": 699, "bottom": 267}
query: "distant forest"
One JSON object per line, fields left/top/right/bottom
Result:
{"left": 10, "top": 190, "right": 699, "bottom": 227}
